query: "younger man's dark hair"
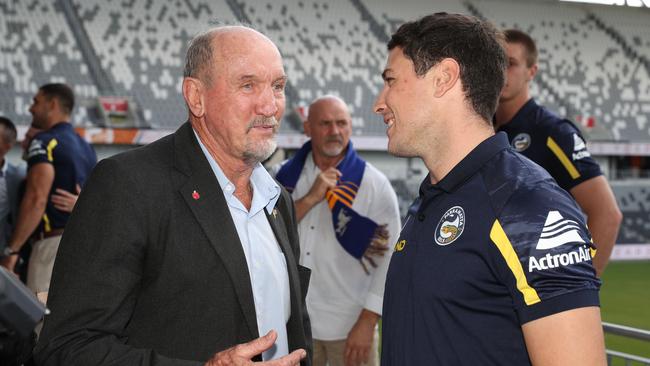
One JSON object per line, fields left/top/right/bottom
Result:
{"left": 388, "top": 13, "right": 507, "bottom": 122}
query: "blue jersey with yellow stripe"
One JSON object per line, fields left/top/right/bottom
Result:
{"left": 497, "top": 98, "right": 602, "bottom": 192}
{"left": 381, "top": 132, "right": 600, "bottom": 366}
{"left": 27, "top": 122, "right": 96, "bottom": 233}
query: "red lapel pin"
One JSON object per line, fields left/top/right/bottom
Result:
{"left": 192, "top": 190, "right": 200, "bottom": 200}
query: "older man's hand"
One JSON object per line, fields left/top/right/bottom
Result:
{"left": 205, "top": 330, "right": 306, "bottom": 366}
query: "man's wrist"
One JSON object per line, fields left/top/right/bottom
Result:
{"left": 358, "top": 309, "right": 380, "bottom": 326}
{"left": 2, "top": 246, "right": 20, "bottom": 257}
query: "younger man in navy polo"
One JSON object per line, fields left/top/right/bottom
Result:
{"left": 374, "top": 13, "right": 606, "bottom": 365}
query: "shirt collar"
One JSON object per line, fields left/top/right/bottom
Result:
{"left": 0, "top": 159, "right": 7, "bottom": 177}
{"left": 497, "top": 98, "right": 538, "bottom": 133}
{"left": 420, "top": 132, "right": 511, "bottom": 195}
{"left": 193, "top": 130, "right": 280, "bottom": 213}
{"left": 49, "top": 121, "right": 72, "bottom": 132}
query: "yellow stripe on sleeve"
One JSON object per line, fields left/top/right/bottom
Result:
{"left": 46, "top": 138, "right": 58, "bottom": 162}
{"left": 490, "top": 220, "right": 541, "bottom": 306}
{"left": 546, "top": 137, "right": 580, "bottom": 179}
{"left": 42, "top": 213, "right": 51, "bottom": 232}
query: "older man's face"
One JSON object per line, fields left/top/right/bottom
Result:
{"left": 202, "top": 31, "right": 287, "bottom": 164}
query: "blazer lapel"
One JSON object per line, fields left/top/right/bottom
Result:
{"left": 173, "top": 123, "right": 259, "bottom": 339}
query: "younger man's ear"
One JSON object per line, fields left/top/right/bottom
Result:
{"left": 432, "top": 58, "right": 460, "bottom": 98}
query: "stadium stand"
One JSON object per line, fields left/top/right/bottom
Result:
{"left": 3, "top": 0, "right": 649, "bottom": 141}
{"left": 0, "top": 0, "right": 98, "bottom": 126}
{"left": 469, "top": 0, "right": 650, "bottom": 142}
{"left": 589, "top": 4, "right": 650, "bottom": 63}
{"left": 612, "top": 183, "right": 650, "bottom": 244}
{"left": 362, "top": 0, "right": 467, "bottom": 35}
{"left": 71, "top": 0, "right": 239, "bottom": 129}
{"left": 238, "top": 0, "right": 389, "bottom": 135}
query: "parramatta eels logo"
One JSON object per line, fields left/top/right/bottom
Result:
{"left": 435, "top": 206, "right": 465, "bottom": 246}
{"left": 511, "top": 133, "right": 532, "bottom": 152}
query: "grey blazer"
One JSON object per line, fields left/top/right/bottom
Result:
{"left": 1, "top": 162, "right": 26, "bottom": 250}
{"left": 34, "top": 122, "right": 312, "bottom": 366}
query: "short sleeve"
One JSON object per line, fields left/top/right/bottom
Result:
{"left": 27, "top": 136, "right": 54, "bottom": 168}
{"left": 490, "top": 184, "right": 601, "bottom": 324}
{"left": 544, "top": 121, "right": 602, "bottom": 191}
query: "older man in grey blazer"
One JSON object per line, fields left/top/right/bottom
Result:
{"left": 34, "top": 26, "right": 311, "bottom": 366}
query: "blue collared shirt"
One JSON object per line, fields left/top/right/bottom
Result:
{"left": 195, "top": 132, "right": 290, "bottom": 361}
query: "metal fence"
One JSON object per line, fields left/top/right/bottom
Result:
{"left": 604, "top": 322, "right": 650, "bottom": 365}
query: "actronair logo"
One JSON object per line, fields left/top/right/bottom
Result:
{"left": 572, "top": 134, "right": 591, "bottom": 160}
{"left": 573, "top": 134, "right": 586, "bottom": 151}
{"left": 528, "top": 211, "right": 592, "bottom": 272}
{"left": 536, "top": 211, "right": 585, "bottom": 250}
{"left": 529, "top": 245, "right": 592, "bottom": 272}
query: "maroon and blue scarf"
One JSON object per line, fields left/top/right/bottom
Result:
{"left": 276, "top": 141, "right": 379, "bottom": 259}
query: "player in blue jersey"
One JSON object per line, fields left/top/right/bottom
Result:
{"left": 373, "top": 13, "right": 606, "bottom": 365}
{"left": 0, "top": 83, "right": 96, "bottom": 295}
{"left": 495, "top": 29, "right": 621, "bottom": 276}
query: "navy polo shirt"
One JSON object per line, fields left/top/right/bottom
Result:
{"left": 381, "top": 133, "right": 600, "bottom": 366}
{"left": 27, "top": 122, "right": 96, "bottom": 233}
{"left": 497, "top": 98, "right": 602, "bottom": 192}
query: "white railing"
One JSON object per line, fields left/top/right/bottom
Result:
{"left": 603, "top": 322, "right": 650, "bottom": 365}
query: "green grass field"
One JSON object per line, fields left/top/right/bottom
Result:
{"left": 600, "top": 260, "right": 650, "bottom": 361}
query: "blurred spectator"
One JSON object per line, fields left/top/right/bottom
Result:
{"left": 274, "top": 96, "right": 400, "bottom": 366}
{"left": 0, "top": 117, "right": 25, "bottom": 260}
{"left": 0, "top": 83, "right": 96, "bottom": 298}
{"left": 494, "top": 29, "right": 622, "bottom": 276}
